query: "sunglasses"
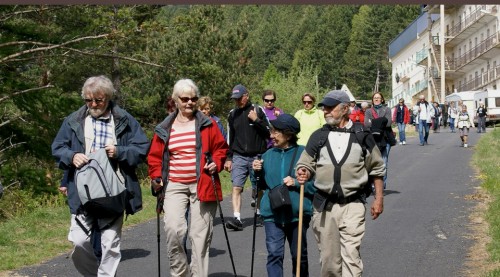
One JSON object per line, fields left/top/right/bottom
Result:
{"left": 303, "top": 101, "right": 313, "bottom": 104}
{"left": 84, "top": 98, "right": 105, "bottom": 104}
{"left": 179, "top": 96, "right": 199, "bottom": 103}
{"left": 264, "top": 99, "right": 275, "bottom": 103}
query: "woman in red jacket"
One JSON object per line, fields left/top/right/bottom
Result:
{"left": 148, "top": 79, "right": 228, "bottom": 277}
{"left": 392, "top": 98, "right": 411, "bottom": 145}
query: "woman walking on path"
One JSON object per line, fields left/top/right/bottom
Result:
{"left": 455, "top": 104, "right": 475, "bottom": 148}
{"left": 253, "top": 114, "right": 315, "bottom": 277}
{"left": 147, "top": 79, "right": 228, "bottom": 277}
{"left": 448, "top": 102, "right": 459, "bottom": 133}
{"left": 365, "top": 92, "right": 393, "bottom": 189}
{"left": 294, "top": 93, "right": 326, "bottom": 146}
{"left": 392, "top": 98, "right": 410, "bottom": 145}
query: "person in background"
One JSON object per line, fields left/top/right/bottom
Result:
{"left": 431, "top": 102, "right": 441, "bottom": 133}
{"left": 294, "top": 93, "right": 326, "bottom": 146}
{"left": 442, "top": 101, "right": 449, "bottom": 128}
{"left": 392, "top": 98, "right": 410, "bottom": 145}
{"left": 413, "top": 94, "right": 434, "bottom": 146}
{"left": 365, "top": 92, "right": 393, "bottom": 189}
{"left": 198, "top": 96, "right": 227, "bottom": 140}
{"left": 148, "top": 79, "right": 228, "bottom": 276}
{"left": 262, "top": 89, "right": 284, "bottom": 148}
{"left": 225, "top": 84, "right": 270, "bottom": 231}
{"left": 455, "top": 104, "right": 475, "bottom": 147}
{"left": 348, "top": 101, "right": 364, "bottom": 124}
{"left": 476, "top": 101, "right": 487, "bottom": 133}
{"left": 252, "top": 114, "right": 315, "bottom": 277}
{"left": 295, "top": 90, "right": 385, "bottom": 277}
{"left": 448, "top": 101, "right": 459, "bottom": 133}
{"left": 51, "top": 75, "right": 149, "bottom": 277}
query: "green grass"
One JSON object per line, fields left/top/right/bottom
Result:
{"left": 472, "top": 127, "right": 500, "bottom": 276}
{"left": 0, "top": 171, "right": 235, "bottom": 272}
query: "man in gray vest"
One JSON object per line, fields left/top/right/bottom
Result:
{"left": 295, "top": 90, "right": 385, "bottom": 276}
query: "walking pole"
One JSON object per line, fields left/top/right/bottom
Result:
{"left": 205, "top": 152, "right": 237, "bottom": 277}
{"left": 153, "top": 178, "right": 165, "bottom": 277}
{"left": 296, "top": 178, "right": 305, "bottom": 277}
{"left": 250, "top": 154, "right": 262, "bottom": 277}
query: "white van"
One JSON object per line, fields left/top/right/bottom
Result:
{"left": 474, "top": 89, "right": 500, "bottom": 125}
{"left": 445, "top": 91, "right": 476, "bottom": 122}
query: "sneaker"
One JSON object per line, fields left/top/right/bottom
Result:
{"left": 402, "top": 141, "right": 406, "bottom": 145}
{"left": 464, "top": 143, "right": 468, "bottom": 148}
{"left": 399, "top": 142, "right": 403, "bottom": 145}
{"left": 226, "top": 218, "right": 243, "bottom": 231}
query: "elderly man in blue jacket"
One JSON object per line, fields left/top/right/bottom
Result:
{"left": 51, "top": 75, "right": 149, "bottom": 277}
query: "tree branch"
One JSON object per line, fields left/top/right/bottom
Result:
{"left": 0, "top": 34, "right": 110, "bottom": 63}
{"left": 0, "top": 84, "right": 54, "bottom": 104}
{"left": 0, "top": 6, "right": 64, "bottom": 22}
{"left": 61, "top": 46, "right": 166, "bottom": 68}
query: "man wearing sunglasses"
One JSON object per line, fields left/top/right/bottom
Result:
{"left": 51, "top": 75, "right": 149, "bottom": 276}
{"left": 224, "top": 84, "right": 271, "bottom": 231}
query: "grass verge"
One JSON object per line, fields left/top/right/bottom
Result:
{"left": 0, "top": 170, "right": 234, "bottom": 272}
{"left": 472, "top": 127, "right": 500, "bottom": 276}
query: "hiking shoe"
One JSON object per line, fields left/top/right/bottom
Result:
{"left": 226, "top": 218, "right": 243, "bottom": 231}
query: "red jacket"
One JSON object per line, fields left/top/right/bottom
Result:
{"left": 147, "top": 110, "right": 228, "bottom": 202}
{"left": 392, "top": 104, "right": 410, "bottom": 124}
{"left": 349, "top": 108, "right": 365, "bottom": 125}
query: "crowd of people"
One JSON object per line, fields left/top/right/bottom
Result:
{"left": 52, "top": 76, "right": 485, "bottom": 277}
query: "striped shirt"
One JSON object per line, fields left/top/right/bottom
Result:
{"left": 168, "top": 123, "right": 197, "bottom": 184}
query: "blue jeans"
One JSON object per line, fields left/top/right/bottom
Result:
{"left": 397, "top": 122, "right": 406, "bottom": 142}
{"left": 264, "top": 218, "right": 310, "bottom": 277}
{"left": 449, "top": 118, "right": 455, "bottom": 132}
{"left": 418, "top": 120, "right": 430, "bottom": 144}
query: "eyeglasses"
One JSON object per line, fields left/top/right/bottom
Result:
{"left": 264, "top": 99, "right": 275, "bottom": 103}
{"left": 179, "top": 96, "right": 199, "bottom": 103}
{"left": 373, "top": 97, "right": 382, "bottom": 100}
{"left": 84, "top": 98, "right": 105, "bottom": 104}
{"left": 303, "top": 101, "right": 313, "bottom": 105}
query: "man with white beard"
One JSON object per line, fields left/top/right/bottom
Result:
{"left": 295, "top": 90, "right": 385, "bottom": 277}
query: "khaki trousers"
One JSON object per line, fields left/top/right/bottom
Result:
{"left": 163, "top": 181, "right": 217, "bottom": 277}
{"left": 312, "top": 200, "right": 366, "bottom": 277}
{"left": 68, "top": 214, "right": 123, "bottom": 277}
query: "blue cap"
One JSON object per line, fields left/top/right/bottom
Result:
{"left": 270, "top": 114, "right": 300, "bottom": 134}
{"left": 231, "top": 84, "right": 248, "bottom": 99}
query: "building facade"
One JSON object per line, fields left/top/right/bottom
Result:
{"left": 388, "top": 5, "right": 500, "bottom": 108}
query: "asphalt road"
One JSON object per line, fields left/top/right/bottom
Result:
{"left": 13, "top": 126, "right": 483, "bottom": 277}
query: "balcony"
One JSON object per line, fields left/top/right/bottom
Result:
{"left": 449, "top": 32, "right": 500, "bottom": 73}
{"left": 456, "top": 65, "right": 500, "bottom": 92}
{"left": 416, "top": 48, "right": 428, "bottom": 65}
{"left": 446, "top": 5, "right": 496, "bottom": 47}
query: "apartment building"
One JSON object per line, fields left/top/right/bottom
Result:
{"left": 388, "top": 5, "right": 500, "bottom": 107}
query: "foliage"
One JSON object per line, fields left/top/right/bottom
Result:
{"left": 473, "top": 128, "right": 500, "bottom": 268}
{"left": 261, "top": 64, "right": 321, "bottom": 114}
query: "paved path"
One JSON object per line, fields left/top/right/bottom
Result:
{"left": 13, "top": 126, "right": 483, "bottom": 277}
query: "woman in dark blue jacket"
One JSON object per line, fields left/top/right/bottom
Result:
{"left": 253, "top": 114, "right": 315, "bottom": 277}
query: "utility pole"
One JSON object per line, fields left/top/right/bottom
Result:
{"left": 373, "top": 69, "right": 380, "bottom": 93}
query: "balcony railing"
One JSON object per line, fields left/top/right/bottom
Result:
{"left": 415, "top": 48, "right": 428, "bottom": 64}
{"left": 446, "top": 5, "right": 488, "bottom": 38}
{"left": 456, "top": 65, "right": 500, "bottom": 91}
{"left": 447, "top": 31, "right": 500, "bottom": 71}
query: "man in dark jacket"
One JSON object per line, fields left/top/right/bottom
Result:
{"left": 51, "top": 75, "right": 149, "bottom": 276}
{"left": 224, "top": 84, "right": 270, "bottom": 230}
